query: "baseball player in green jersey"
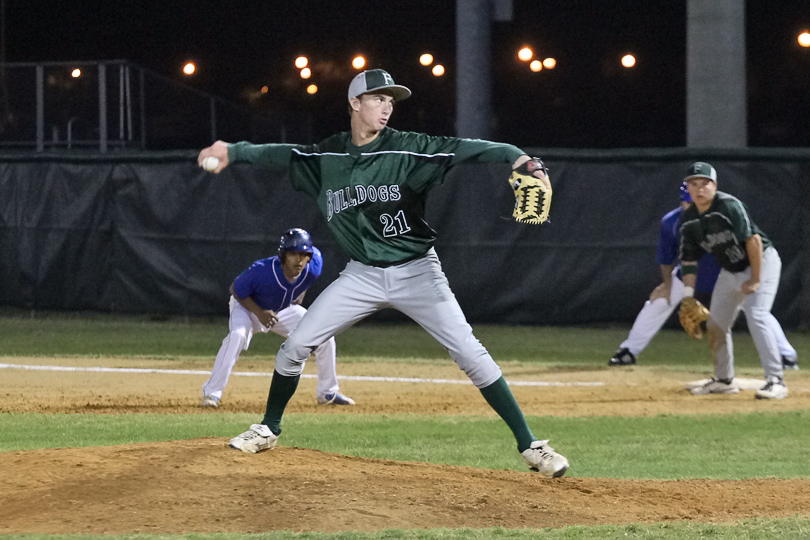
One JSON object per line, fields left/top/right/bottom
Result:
{"left": 197, "top": 68, "right": 569, "bottom": 477}
{"left": 680, "top": 162, "right": 788, "bottom": 399}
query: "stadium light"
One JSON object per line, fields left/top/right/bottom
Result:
{"left": 295, "top": 56, "right": 309, "bottom": 69}
{"left": 71, "top": 68, "right": 81, "bottom": 78}
{"left": 799, "top": 32, "right": 810, "bottom": 48}
{"left": 621, "top": 54, "right": 636, "bottom": 68}
{"left": 419, "top": 53, "right": 434, "bottom": 66}
{"left": 542, "top": 58, "right": 556, "bottom": 69}
{"left": 432, "top": 64, "right": 445, "bottom": 77}
{"left": 182, "top": 62, "right": 196, "bottom": 76}
{"left": 307, "top": 84, "right": 318, "bottom": 94}
{"left": 517, "top": 47, "right": 533, "bottom": 62}
{"left": 529, "top": 60, "right": 543, "bottom": 72}
{"left": 352, "top": 55, "right": 366, "bottom": 69}
{"left": 300, "top": 67, "right": 312, "bottom": 79}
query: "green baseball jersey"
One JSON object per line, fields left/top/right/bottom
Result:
{"left": 679, "top": 191, "right": 771, "bottom": 273}
{"left": 229, "top": 128, "right": 524, "bottom": 266}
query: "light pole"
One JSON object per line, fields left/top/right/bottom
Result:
{"left": 0, "top": 0, "right": 5, "bottom": 65}
{"left": 0, "top": 0, "right": 8, "bottom": 123}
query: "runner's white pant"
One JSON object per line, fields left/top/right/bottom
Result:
{"left": 275, "top": 248, "right": 503, "bottom": 388}
{"left": 711, "top": 247, "right": 784, "bottom": 381}
{"left": 621, "top": 265, "right": 796, "bottom": 360}
{"left": 620, "top": 268, "right": 686, "bottom": 355}
{"left": 202, "top": 298, "right": 339, "bottom": 400}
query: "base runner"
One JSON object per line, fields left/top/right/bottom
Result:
{"left": 201, "top": 228, "right": 354, "bottom": 408}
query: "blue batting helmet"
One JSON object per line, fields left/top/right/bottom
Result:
{"left": 278, "top": 228, "right": 313, "bottom": 261}
{"left": 679, "top": 181, "right": 692, "bottom": 203}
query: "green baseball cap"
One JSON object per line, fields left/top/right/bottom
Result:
{"left": 348, "top": 69, "right": 411, "bottom": 102}
{"left": 685, "top": 161, "right": 717, "bottom": 182}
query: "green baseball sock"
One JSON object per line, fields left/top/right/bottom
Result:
{"left": 479, "top": 376, "right": 536, "bottom": 452}
{"left": 261, "top": 370, "right": 300, "bottom": 435}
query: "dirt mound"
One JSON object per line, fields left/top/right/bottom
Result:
{"left": 2, "top": 439, "right": 809, "bottom": 535}
{"left": 2, "top": 357, "right": 810, "bottom": 534}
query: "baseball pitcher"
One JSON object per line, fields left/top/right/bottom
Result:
{"left": 198, "top": 69, "right": 568, "bottom": 477}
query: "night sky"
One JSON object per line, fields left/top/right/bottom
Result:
{"left": 4, "top": 0, "right": 810, "bottom": 148}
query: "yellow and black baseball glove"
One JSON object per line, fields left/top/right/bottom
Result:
{"left": 679, "top": 297, "right": 710, "bottom": 339}
{"left": 509, "top": 158, "right": 552, "bottom": 224}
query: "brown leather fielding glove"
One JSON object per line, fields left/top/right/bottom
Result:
{"left": 679, "top": 297, "right": 710, "bottom": 339}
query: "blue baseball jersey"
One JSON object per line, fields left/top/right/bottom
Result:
{"left": 656, "top": 206, "right": 720, "bottom": 293}
{"left": 232, "top": 247, "right": 323, "bottom": 311}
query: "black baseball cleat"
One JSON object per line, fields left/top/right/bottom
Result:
{"left": 782, "top": 355, "right": 799, "bottom": 371}
{"left": 608, "top": 348, "right": 636, "bottom": 366}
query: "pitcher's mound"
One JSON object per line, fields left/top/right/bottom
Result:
{"left": 2, "top": 439, "right": 809, "bottom": 535}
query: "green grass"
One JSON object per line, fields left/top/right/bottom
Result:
{"left": 4, "top": 518, "right": 810, "bottom": 539}
{"left": 2, "top": 313, "right": 809, "bottom": 538}
{"left": 1, "top": 311, "right": 806, "bottom": 368}
{"left": 2, "top": 411, "right": 809, "bottom": 480}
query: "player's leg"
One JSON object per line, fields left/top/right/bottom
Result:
{"left": 682, "top": 290, "right": 717, "bottom": 391}
{"left": 389, "top": 252, "right": 502, "bottom": 387}
{"left": 309, "top": 335, "right": 355, "bottom": 404}
{"left": 742, "top": 249, "right": 782, "bottom": 378}
{"left": 202, "top": 298, "right": 256, "bottom": 406}
{"left": 741, "top": 249, "right": 787, "bottom": 399}
{"left": 258, "top": 262, "right": 383, "bottom": 434}
{"left": 272, "top": 304, "right": 350, "bottom": 404}
{"left": 390, "top": 251, "right": 567, "bottom": 476}
{"left": 702, "top": 270, "right": 743, "bottom": 385}
{"left": 276, "top": 262, "right": 384, "bottom": 375}
{"left": 232, "top": 267, "right": 384, "bottom": 452}
{"left": 765, "top": 315, "right": 798, "bottom": 369}
{"left": 614, "top": 270, "right": 684, "bottom": 365}
{"left": 402, "top": 297, "right": 567, "bottom": 474}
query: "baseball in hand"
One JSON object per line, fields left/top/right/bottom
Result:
{"left": 201, "top": 156, "right": 219, "bottom": 172}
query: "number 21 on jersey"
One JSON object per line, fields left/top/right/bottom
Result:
{"left": 380, "top": 210, "right": 411, "bottom": 237}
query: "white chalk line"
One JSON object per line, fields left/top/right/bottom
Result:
{"left": 0, "top": 363, "right": 604, "bottom": 387}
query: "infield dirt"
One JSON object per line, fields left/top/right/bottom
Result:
{"left": 2, "top": 357, "right": 809, "bottom": 534}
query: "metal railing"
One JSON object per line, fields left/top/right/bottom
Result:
{"left": 0, "top": 60, "right": 278, "bottom": 151}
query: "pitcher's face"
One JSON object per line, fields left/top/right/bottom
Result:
{"left": 352, "top": 93, "right": 395, "bottom": 132}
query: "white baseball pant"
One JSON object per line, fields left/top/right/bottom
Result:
{"left": 621, "top": 266, "right": 796, "bottom": 360}
{"left": 710, "top": 247, "right": 784, "bottom": 381}
{"left": 620, "top": 268, "right": 686, "bottom": 355}
{"left": 274, "top": 248, "right": 503, "bottom": 388}
{"left": 201, "top": 298, "right": 339, "bottom": 400}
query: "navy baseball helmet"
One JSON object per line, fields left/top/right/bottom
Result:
{"left": 679, "top": 181, "right": 692, "bottom": 203}
{"left": 278, "top": 228, "right": 313, "bottom": 261}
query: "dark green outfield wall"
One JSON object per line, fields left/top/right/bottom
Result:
{"left": 2, "top": 148, "right": 808, "bottom": 328}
